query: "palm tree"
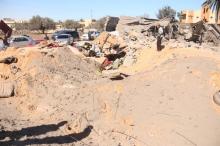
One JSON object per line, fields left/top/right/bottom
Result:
{"left": 207, "top": 0, "right": 220, "bottom": 22}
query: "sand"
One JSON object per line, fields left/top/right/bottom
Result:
{"left": 0, "top": 45, "right": 220, "bottom": 146}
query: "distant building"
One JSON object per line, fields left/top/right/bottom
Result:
{"left": 180, "top": 10, "right": 194, "bottom": 23}
{"left": 3, "top": 18, "right": 16, "bottom": 28}
{"left": 201, "top": 1, "right": 220, "bottom": 24}
{"left": 180, "top": 2, "right": 220, "bottom": 24}
{"left": 2, "top": 18, "right": 28, "bottom": 29}
{"left": 55, "top": 24, "right": 63, "bottom": 30}
{"left": 79, "top": 19, "right": 94, "bottom": 28}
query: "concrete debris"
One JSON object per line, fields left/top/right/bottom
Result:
{"left": 104, "top": 16, "right": 120, "bottom": 32}
{"left": 0, "top": 81, "right": 15, "bottom": 98}
{"left": 182, "top": 21, "right": 220, "bottom": 45}
{"left": 0, "top": 20, "right": 12, "bottom": 46}
{"left": 75, "top": 16, "right": 217, "bottom": 70}
{"left": 0, "top": 56, "right": 18, "bottom": 64}
{"left": 123, "top": 48, "right": 137, "bottom": 67}
{"left": 94, "top": 31, "right": 127, "bottom": 51}
{"left": 213, "top": 91, "right": 220, "bottom": 106}
{"left": 1, "top": 16, "right": 219, "bottom": 74}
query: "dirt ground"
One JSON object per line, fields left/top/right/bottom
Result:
{"left": 0, "top": 45, "right": 220, "bottom": 146}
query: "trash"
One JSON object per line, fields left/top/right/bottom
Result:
{"left": 100, "top": 58, "right": 112, "bottom": 71}
{"left": 100, "top": 51, "right": 126, "bottom": 70}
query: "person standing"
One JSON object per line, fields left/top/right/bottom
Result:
{"left": 157, "top": 24, "right": 164, "bottom": 51}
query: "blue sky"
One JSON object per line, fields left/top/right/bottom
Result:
{"left": 0, "top": 0, "right": 205, "bottom": 21}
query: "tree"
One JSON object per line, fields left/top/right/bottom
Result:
{"left": 29, "top": 15, "right": 55, "bottom": 34}
{"left": 142, "top": 13, "right": 150, "bottom": 18}
{"left": 157, "top": 6, "right": 176, "bottom": 19}
{"left": 63, "top": 20, "right": 84, "bottom": 30}
{"left": 79, "top": 19, "right": 84, "bottom": 22}
{"left": 14, "top": 22, "right": 30, "bottom": 30}
{"left": 89, "top": 17, "right": 106, "bottom": 31}
{"left": 207, "top": 0, "right": 220, "bottom": 22}
{"left": 177, "top": 12, "right": 182, "bottom": 21}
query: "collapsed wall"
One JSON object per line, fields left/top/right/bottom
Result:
{"left": 104, "top": 16, "right": 119, "bottom": 32}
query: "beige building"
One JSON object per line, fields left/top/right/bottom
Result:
{"left": 193, "top": 10, "right": 202, "bottom": 23}
{"left": 2, "top": 18, "right": 28, "bottom": 29}
{"left": 3, "top": 18, "right": 16, "bottom": 28}
{"left": 180, "top": 2, "right": 220, "bottom": 24}
{"left": 180, "top": 10, "right": 194, "bottom": 23}
{"left": 201, "top": 1, "right": 220, "bottom": 24}
{"left": 79, "top": 19, "right": 93, "bottom": 27}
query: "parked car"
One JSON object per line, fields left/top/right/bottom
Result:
{"left": 81, "top": 31, "right": 100, "bottom": 41}
{"left": 9, "top": 36, "right": 36, "bottom": 47}
{"left": 88, "top": 31, "right": 100, "bottom": 40}
{"left": 81, "top": 33, "right": 89, "bottom": 41}
{"left": 52, "top": 30, "right": 79, "bottom": 41}
{"left": 54, "top": 34, "right": 73, "bottom": 45}
{"left": 0, "top": 40, "right": 4, "bottom": 50}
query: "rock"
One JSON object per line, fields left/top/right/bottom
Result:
{"left": 0, "top": 56, "right": 18, "bottom": 64}
{"left": 94, "top": 32, "right": 127, "bottom": 50}
{"left": 184, "top": 33, "right": 192, "bottom": 40}
{"left": 170, "top": 43, "right": 178, "bottom": 49}
{"left": 112, "top": 59, "right": 122, "bottom": 69}
{"left": 123, "top": 55, "right": 136, "bottom": 67}
{"left": 0, "top": 81, "right": 15, "bottom": 98}
{"left": 213, "top": 91, "right": 220, "bottom": 106}
{"left": 130, "top": 36, "right": 138, "bottom": 41}
{"left": 10, "top": 65, "right": 21, "bottom": 75}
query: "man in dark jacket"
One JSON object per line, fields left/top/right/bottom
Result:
{"left": 157, "top": 24, "right": 164, "bottom": 51}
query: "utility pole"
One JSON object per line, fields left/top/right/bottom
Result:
{"left": 90, "top": 9, "right": 93, "bottom": 20}
{"left": 90, "top": 9, "right": 93, "bottom": 29}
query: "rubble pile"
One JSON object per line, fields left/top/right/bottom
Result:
{"left": 93, "top": 32, "right": 127, "bottom": 54}
{"left": 75, "top": 17, "right": 174, "bottom": 70}
{"left": 177, "top": 21, "right": 220, "bottom": 47}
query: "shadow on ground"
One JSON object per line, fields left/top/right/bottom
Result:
{"left": 0, "top": 121, "right": 93, "bottom": 146}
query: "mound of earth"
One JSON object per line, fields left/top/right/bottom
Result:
{"left": 0, "top": 48, "right": 98, "bottom": 98}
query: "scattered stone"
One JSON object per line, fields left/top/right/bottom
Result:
{"left": 0, "top": 56, "right": 18, "bottom": 64}
{"left": 213, "top": 91, "right": 220, "bottom": 106}
{"left": 0, "top": 81, "right": 15, "bottom": 98}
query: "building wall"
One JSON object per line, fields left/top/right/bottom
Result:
{"left": 180, "top": 2, "right": 220, "bottom": 24}
{"left": 193, "top": 10, "right": 202, "bottom": 23}
{"left": 218, "top": 11, "right": 220, "bottom": 24}
{"left": 180, "top": 10, "right": 196, "bottom": 24}
{"left": 201, "top": 3, "right": 220, "bottom": 24}
{"left": 79, "top": 19, "right": 93, "bottom": 27}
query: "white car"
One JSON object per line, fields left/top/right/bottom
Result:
{"left": 9, "top": 35, "right": 36, "bottom": 47}
{"left": 0, "top": 40, "right": 4, "bottom": 51}
{"left": 81, "top": 33, "right": 89, "bottom": 41}
{"left": 54, "top": 34, "right": 73, "bottom": 45}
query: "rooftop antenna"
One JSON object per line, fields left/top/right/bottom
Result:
{"left": 90, "top": 9, "right": 93, "bottom": 20}
{"left": 90, "top": 9, "right": 93, "bottom": 29}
